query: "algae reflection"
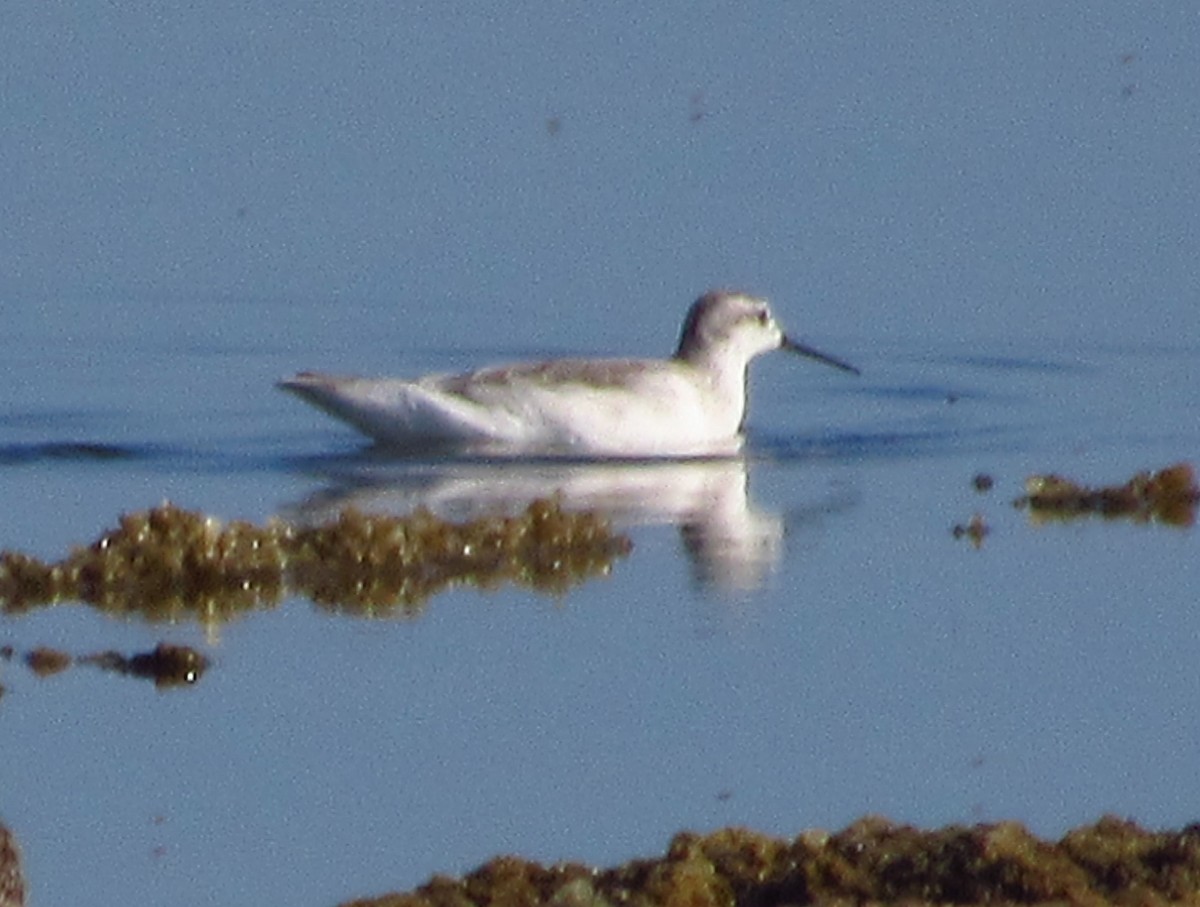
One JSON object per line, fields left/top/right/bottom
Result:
{"left": 0, "top": 498, "right": 631, "bottom": 623}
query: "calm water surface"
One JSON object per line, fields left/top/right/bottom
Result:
{"left": 1, "top": 293, "right": 1197, "bottom": 907}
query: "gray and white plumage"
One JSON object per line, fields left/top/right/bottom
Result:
{"left": 279, "top": 290, "right": 858, "bottom": 457}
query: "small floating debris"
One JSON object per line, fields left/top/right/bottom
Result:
{"left": 335, "top": 815, "right": 1200, "bottom": 907}
{"left": 0, "top": 499, "right": 632, "bottom": 621}
{"left": 24, "top": 646, "right": 71, "bottom": 678}
{"left": 972, "top": 472, "right": 994, "bottom": 493}
{"left": 952, "top": 513, "right": 990, "bottom": 547}
{"left": 1015, "top": 461, "right": 1198, "bottom": 527}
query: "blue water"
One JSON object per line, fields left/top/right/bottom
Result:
{"left": 1, "top": 292, "right": 1197, "bottom": 906}
{"left": 4, "top": 4, "right": 1200, "bottom": 905}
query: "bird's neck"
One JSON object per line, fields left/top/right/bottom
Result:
{"left": 681, "top": 348, "right": 751, "bottom": 431}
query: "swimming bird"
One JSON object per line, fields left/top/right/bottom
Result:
{"left": 279, "top": 290, "right": 858, "bottom": 458}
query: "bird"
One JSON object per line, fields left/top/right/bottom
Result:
{"left": 278, "top": 290, "right": 859, "bottom": 458}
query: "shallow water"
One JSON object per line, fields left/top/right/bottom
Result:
{"left": 1, "top": 291, "right": 1197, "bottom": 906}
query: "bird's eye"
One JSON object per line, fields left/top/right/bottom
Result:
{"left": 756, "top": 310, "right": 771, "bottom": 325}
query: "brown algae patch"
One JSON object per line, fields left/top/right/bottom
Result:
{"left": 0, "top": 821, "right": 25, "bottom": 907}
{"left": 0, "top": 505, "right": 285, "bottom": 621}
{"left": 338, "top": 817, "right": 1200, "bottom": 907}
{"left": 11, "top": 642, "right": 209, "bottom": 688}
{"left": 77, "top": 642, "right": 209, "bottom": 688}
{"left": 0, "top": 499, "right": 631, "bottom": 621}
{"left": 1015, "top": 461, "right": 1198, "bottom": 527}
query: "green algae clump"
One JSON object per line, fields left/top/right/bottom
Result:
{"left": 1017, "top": 461, "right": 1198, "bottom": 527}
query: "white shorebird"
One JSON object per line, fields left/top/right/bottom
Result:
{"left": 279, "top": 290, "right": 858, "bottom": 457}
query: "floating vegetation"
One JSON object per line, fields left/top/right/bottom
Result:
{"left": 0, "top": 499, "right": 631, "bottom": 623}
{"left": 9, "top": 642, "right": 208, "bottom": 688}
{"left": 0, "top": 821, "right": 24, "bottom": 907}
{"left": 337, "top": 816, "right": 1200, "bottom": 907}
{"left": 1016, "top": 461, "right": 1198, "bottom": 527}
{"left": 78, "top": 642, "right": 209, "bottom": 688}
